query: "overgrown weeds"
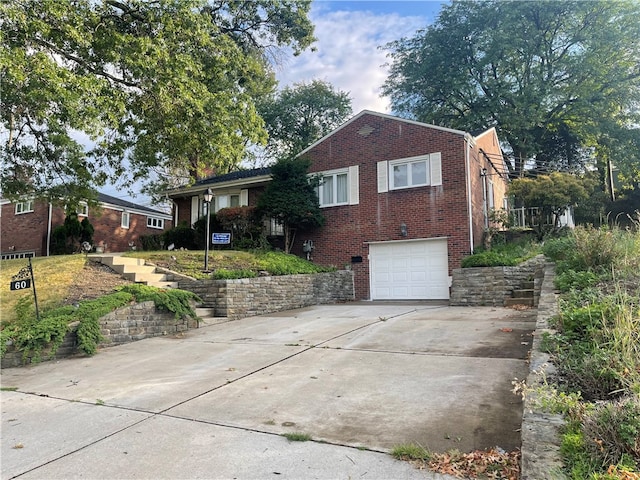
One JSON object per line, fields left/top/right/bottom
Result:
{"left": 540, "top": 224, "right": 640, "bottom": 477}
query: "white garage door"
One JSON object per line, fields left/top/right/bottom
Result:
{"left": 369, "top": 239, "right": 449, "bottom": 300}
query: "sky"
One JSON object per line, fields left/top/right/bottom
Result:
{"left": 107, "top": 0, "right": 446, "bottom": 207}
{"left": 276, "top": 0, "right": 445, "bottom": 113}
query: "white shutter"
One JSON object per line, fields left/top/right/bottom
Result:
{"left": 240, "top": 189, "right": 249, "bottom": 206}
{"left": 349, "top": 165, "right": 359, "bottom": 205}
{"left": 377, "top": 161, "right": 388, "bottom": 193}
{"left": 430, "top": 152, "right": 442, "bottom": 186}
{"left": 190, "top": 196, "right": 199, "bottom": 226}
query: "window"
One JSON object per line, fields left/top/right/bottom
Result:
{"left": 77, "top": 203, "right": 89, "bottom": 217}
{"left": 214, "top": 194, "right": 241, "bottom": 212}
{"left": 378, "top": 153, "right": 442, "bottom": 193}
{"left": 147, "top": 216, "right": 164, "bottom": 229}
{"left": 15, "top": 199, "right": 34, "bottom": 214}
{"left": 1, "top": 251, "right": 35, "bottom": 260}
{"left": 390, "top": 156, "right": 429, "bottom": 189}
{"left": 265, "top": 218, "right": 284, "bottom": 236}
{"left": 121, "top": 211, "right": 130, "bottom": 229}
{"left": 315, "top": 166, "right": 359, "bottom": 208}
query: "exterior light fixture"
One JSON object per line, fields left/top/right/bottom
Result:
{"left": 400, "top": 223, "right": 408, "bottom": 237}
{"left": 203, "top": 188, "right": 213, "bottom": 272}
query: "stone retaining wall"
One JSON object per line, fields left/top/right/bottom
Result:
{"left": 449, "top": 255, "right": 545, "bottom": 306}
{"left": 1, "top": 301, "right": 197, "bottom": 368}
{"left": 178, "top": 270, "right": 355, "bottom": 319}
{"left": 520, "top": 262, "right": 566, "bottom": 479}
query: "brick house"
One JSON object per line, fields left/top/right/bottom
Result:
{"left": 167, "top": 110, "right": 509, "bottom": 300}
{"left": 0, "top": 192, "right": 172, "bottom": 259}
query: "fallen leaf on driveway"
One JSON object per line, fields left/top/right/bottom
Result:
{"left": 500, "top": 328, "right": 513, "bottom": 332}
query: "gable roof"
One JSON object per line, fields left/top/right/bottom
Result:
{"left": 97, "top": 193, "right": 171, "bottom": 218}
{"left": 296, "top": 110, "right": 472, "bottom": 157}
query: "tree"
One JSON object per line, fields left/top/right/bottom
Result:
{"left": 256, "top": 157, "right": 323, "bottom": 253}
{"left": 508, "top": 172, "right": 588, "bottom": 239}
{"left": 0, "top": 0, "right": 315, "bottom": 204}
{"left": 382, "top": 1, "right": 640, "bottom": 187}
{"left": 256, "top": 80, "right": 353, "bottom": 163}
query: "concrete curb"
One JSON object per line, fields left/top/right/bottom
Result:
{"left": 520, "top": 261, "right": 567, "bottom": 479}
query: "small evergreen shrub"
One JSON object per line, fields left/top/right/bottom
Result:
{"left": 461, "top": 251, "right": 519, "bottom": 267}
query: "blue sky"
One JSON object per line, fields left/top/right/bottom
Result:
{"left": 275, "top": 0, "right": 446, "bottom": 113}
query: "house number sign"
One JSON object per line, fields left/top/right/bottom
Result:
{"left": 9, "top": 257, "right": 40, "bottom": 320}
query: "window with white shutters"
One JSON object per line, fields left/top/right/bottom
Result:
{"left": 314, "top": 166, "right": 359, "bottom": 207}
{"left": 377, "top": 152, "right": 442, "bottom": 193}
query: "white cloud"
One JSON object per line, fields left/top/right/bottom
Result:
{"left": 275, "top": 6, "right": 429, "bottom": 113}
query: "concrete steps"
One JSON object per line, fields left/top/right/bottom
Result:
{"left": 92, "top": 255, "right": 178, "bottom": 289}
{"left": 505, "top": 281, "right": 537, "bottom": 307}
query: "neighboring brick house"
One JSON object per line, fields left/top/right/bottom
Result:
{"left": 0, "top": 193, "right": 172, "bottom": 259}
{"left": 167, "top": 110, "right": 509, "bottom": 301}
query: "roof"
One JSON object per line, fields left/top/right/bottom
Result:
{"left": 297, "top": 110, "right": 475, "bottom": 157}
{"left": 194, "top": 167, "right": 272, "bottom": 186}
{"left": 97, "top": 193, "right": 170, "bottom": 217}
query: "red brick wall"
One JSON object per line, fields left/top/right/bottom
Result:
{"left": 296, "top": 113, "right": 475, "bottom": 299}
{"left": 173, "top": 197, "right": 193, "bottom": 226}
{"left": 468, "top": 130, "right": 509, "bottom": 250}
{"left": 1, "top": 202, "right": 51, "bottom": 256}
{"left": 89, "top": 207, "right": 172, "bottom": 253}
{"left": 1, "top": 201, "right": 172, "bottom": 256}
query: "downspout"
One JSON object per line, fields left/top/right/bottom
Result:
{"left": 465, "top": 136, "right": 474, "bottom": 253}
{"left": 46, "top": 202, "right": 53, "bottom": 256}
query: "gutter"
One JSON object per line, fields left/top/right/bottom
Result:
{"left": 465, "top": 135, "right": 474, "bottom": 252}
{"left": 46, "top": 202, "right": 53, "bottom": 256}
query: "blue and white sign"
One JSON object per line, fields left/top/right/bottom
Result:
{"left": 212, "top": 233, "right": 231, "bottom": 245}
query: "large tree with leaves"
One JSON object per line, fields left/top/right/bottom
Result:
{"left": 0, "top": 0, "right": 314, "bottom": 204}
{"left": 508, "top": 172, "right": 588, "bottom": 239}
{"left": 382, "top": 0, "right": 640, "bottom": 192}
{"left": 256, "top": 80, "right": 352, "bottom": 163}
{"left": 256, "top": 156, "right": 323, "bottom": 253}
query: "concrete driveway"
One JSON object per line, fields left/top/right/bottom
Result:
{"left": 1, "top": 303, "right": 535, "bottom": 479}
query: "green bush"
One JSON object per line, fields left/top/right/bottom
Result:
{"left": 555, "top": 269, "right": 599, "bottom": 292}
{"left": 560, "top": 303, "right": 608, "bottom": 338}
{"left": 117, "top": 284, "right": 200, "bottom": 319}
{"left": 163, "top": 224, "right": 198, "bottom": 250}
{"left": 213, "top": 269, "right": 258, "bottom": 280}
{"left": 543, "top": 236, "right": 577, "bottom": 262}
{"left": 461, "top": 251, "right": 519, "bottom": 267}
{"left": 256, "top": 251, "right": 335, "bottom": 275}
{"left": 140, "top": 234, "right": 163, "bottom": 251}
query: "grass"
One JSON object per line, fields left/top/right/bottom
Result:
{"left": 1, "top": 255, "right": 86, "bottom": 325}
{"left": 124, "top": 250, "right": 333, "bottom": 280}
{"left": 282, "top": 432, "right": 312, "bottom": 442}
{"left": 391, "top": 443, "right": 431, "bottom": 461}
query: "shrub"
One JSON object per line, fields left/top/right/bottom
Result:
{"left": 213, "top": 269, "right": 257, "bottom": 280}
{"left": 461, "top": 251, "right": 519, "bottom": 267}
{"left": 117, "top": 284, "right": 200, "bottom": 319}
{"left": 163, "top": 224, "right": 198, "bottom": 250}
{"left": 582, "top": 396, "right": 640, "bottom": 470}
{"left": 543, "top": 236, "right": 577, "bottom": 262}
{"left": 555, "top": 270, "right": 599, "bottom": 292}
{"left": 140, "top": 234, "right": 163, "bottom": 251}
{"left": 572, "top": 226, "right": 621, "bottom": 272}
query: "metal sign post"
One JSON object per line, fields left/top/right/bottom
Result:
{"left": 10, "top": 257, "right": 40, "bottom": 321}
